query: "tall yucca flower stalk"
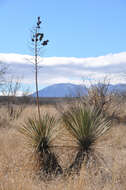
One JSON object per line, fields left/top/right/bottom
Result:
{"left": 31, "top": 17, "right": 49, "bottom": 121}
{"left": 62, "top": 102, "right": 111, "bottom": 174}
{"left": 20, "top": 113, "right": 63, "bottom": 176}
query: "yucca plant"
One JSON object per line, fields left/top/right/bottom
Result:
{"left": 21, "top": 17, "right": 63, "bottom": 178}
{"left": 20, "top": 113, "right": 63, "bottom": 176}
{"left": 62, "top": 102, "right": 111, "bottom": 174}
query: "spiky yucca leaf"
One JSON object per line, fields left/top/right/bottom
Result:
{"left": 20, "top": 113, "right": 63, "bottom": 176}
{"left": 62, "top": 104, "right": 111, "bottom": 151}
{"left": 20, "top": 113, "right": 59, "bottom": 153}
{"left": 62, "top": 103, "right": 111, "bottom": 174}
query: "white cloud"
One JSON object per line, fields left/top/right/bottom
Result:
{"left": 0, "top": 52, "right": 126, "bottom": 90}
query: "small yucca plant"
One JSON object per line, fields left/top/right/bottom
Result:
{"left": 20, "top": 113, "right": 62, "bottom": 176}
{"left": 62, "top": 102, "right": 111, "bottom": 174}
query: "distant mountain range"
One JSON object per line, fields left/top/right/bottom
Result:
{"left": 31, "top": 83, "right": 126, "bottom": 98}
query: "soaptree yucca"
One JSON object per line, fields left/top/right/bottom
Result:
{"left": 62, "top": 102, "right": 111, "bottom": 173}
{"left": 20, "top": 113, "right": 62, "bottom": 176}
{"left": 20, "top": 17, "right": 63, "bottom": 177}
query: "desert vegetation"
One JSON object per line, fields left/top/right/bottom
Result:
{"left": 0, "top": 83, "right": 126, "bottom": 189}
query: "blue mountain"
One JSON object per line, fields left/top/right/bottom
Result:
{"left": 31, "top": 83, "right": 126, "bottom": 98}
{"left": 108, "top": 83, "right": 126, "bottom": 93}
{"left": 32, "top": 83, "right": 87, "bottom": 97}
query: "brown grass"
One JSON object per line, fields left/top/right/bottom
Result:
{"left": 0, "top": 104, "right": 126, "bottom": 190}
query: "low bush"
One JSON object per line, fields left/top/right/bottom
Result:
{"left": 19, "top": 113, "right": 63, "bottom": 177}
{"left": 62, "top": 102, "right": 111, "bottom": 174}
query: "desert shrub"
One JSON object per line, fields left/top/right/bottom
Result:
{"left": 62, "top": 101, "right": 111, "bottom": 174}
{"left": 0, "top": 106, "right": 23, "bottom": 128}
{"left": 7, "top": 104, "right": 26, "bottom": 120}
{"left": 78, "top": 80, "right": 122, "bottom": 125}
{"left": 19, "top": 113, "right": 63, "bottom": 177}
{"left": 83, "top": 81, "right": 113, "bottom": 115}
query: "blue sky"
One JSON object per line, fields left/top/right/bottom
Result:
{"left": 1, "top": 0, "right": 126, "bottom": 57}
{"left": 0, "top": 0, "right": 126, "bottom": 93}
